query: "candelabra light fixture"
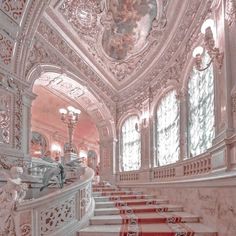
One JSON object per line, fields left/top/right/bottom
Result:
{"left": 192, "top": 19, "right": 224, "bottom": 71}
{"left": 59, "top": 106, "right": 81, "bottom": 154}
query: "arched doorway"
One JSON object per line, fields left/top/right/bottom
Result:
{"left": 26, "top": 65, "right": 116, "bottom": 182}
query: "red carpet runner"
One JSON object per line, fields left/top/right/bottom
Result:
{"left": 94, "top": 184, "right": 195, "bottom": 236}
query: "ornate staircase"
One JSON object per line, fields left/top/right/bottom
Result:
{"left": 78, "top": 184, "right": 217, "bottom": 236}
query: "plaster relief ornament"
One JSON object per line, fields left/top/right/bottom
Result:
{"left": 0, "top": 167, "right": 28, "bottom": 236}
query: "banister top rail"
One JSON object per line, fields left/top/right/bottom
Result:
{"left": 16, "top": 167, "right": 94, "bottom": 211}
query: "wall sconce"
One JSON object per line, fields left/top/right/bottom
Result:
{"left": 192, "top": 19, "right": 224, "bottom": 71}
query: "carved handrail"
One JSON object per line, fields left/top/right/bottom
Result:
{"left": 14, "top": 167, "right": 95, "bottom": 236}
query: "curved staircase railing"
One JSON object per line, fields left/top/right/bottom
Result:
{"left": 14, "top": 167, "right": 95, "bottom": 236}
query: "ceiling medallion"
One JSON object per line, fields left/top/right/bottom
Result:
{"left": 60, "top": 0, "right": 101, "bottom": 36}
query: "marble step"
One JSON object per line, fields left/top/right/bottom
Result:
{"left": 95, "top": 198, "right": 169, "bottom": 208}
{"left": 78, "top": 223, "right": 217, "bottom": 236}
{"left": 94, "top": 193, "right": 150, "bottom": 202}
{"left": 93, "top": 187, "right": 118, "bottom": 192}
{"left": 93, "top": 190, "right": 141, "bottom": 197}
{"left": 90, "top": 211, "right": 200, "bottom": 225}
{"left": 95, "top": 204, "right": 184, "bottom": 216}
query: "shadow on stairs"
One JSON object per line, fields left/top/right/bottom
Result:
{"left": 78, "top": 183, "right": 217, "bottom": 236}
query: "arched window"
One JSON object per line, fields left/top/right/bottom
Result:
{"left": 121, "top": 116, "right": 141, "bottom": 171}
{"left": 156, "top": 90, "right": 180, "bottom": 166}
{"left": 188, "top": 53, "right": 215, "bottom": 157}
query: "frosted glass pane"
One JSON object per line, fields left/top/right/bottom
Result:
{"left": 121, "top": 116, "right": 141, "bottom": 171}
{"left": 188, "top": 53, "right": 215, "bottom": 157}
{"left": 156, "top": 90, "right": 180, "bottom": 166}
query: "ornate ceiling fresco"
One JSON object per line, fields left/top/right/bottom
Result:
{"left": 55, "top": 0, "right": 168, "bottom": 83}
{"left": 101, "top": 0, "right": 157, "bottom": 60}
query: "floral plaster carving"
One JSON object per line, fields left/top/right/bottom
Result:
{"left": 0, "top": 31, "right": 14, "bottom": 65}
{"left": 0, "top": 0, "right": 27, "bottom": 23}
{"left": 225, "top": 0, "right": 236, "bottom": 26}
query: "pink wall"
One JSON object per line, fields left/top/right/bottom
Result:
{"left": 147, "top": 186, "right": 236, "bottom": 236}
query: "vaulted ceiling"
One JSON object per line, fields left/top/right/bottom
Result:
{"left": 0, "top": 0, "right": 214, "bottom": 124}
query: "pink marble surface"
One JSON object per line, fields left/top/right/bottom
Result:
{"left": 147, "top": 186, "right": 236, "bottom": 236}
